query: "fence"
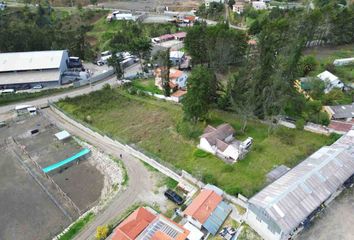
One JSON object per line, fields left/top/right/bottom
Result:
{"left": 73, "top": 69, "right": 115, "bottom": 88}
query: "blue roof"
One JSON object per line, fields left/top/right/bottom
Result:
{"left": 203, "top": 201, "right": 232, "bottom": 235}
{"left": 42, "top": 148, "right": 90, "bottom": 173}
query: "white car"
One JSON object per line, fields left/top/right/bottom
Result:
{"left": 32, "top": 85, "right": 43, "bottom": 89}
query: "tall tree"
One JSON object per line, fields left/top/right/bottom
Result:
{"left": 108, "top": 52, "right": 124, "bottom": 79}
{"left": 182, "top": 66, "right": 216, "bottom": 122}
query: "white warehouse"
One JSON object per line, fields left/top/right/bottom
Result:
{"left": 246, "top": 130, "right": 354, "bottom": 240}
{"left": 0, "top": 50, "right": 69, "bottom": 89}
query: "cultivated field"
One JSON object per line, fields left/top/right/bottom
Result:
{"left": 0, "top": 115, "right": 104, "bottom": 240}
{"left": 57, "top": 88, "right": 335, "bottom": 197}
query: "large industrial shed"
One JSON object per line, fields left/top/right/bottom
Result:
{"left": 0, "top": 50, "right": 69, "bottom": 89}
{"left": 246, "top": 130, "right": 354, "bottom": 240}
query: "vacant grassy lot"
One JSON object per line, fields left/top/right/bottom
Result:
{"left": 57, "top": 88, "right": 334, "bottom": 197}
{"left": 132, "top": 78, "right": 163, "bottom": 94}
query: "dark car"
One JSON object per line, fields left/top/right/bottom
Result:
{"left": 164, "top": 189, "right": 184, "bottom": 205}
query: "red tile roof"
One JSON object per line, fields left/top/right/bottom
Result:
{"left": 329, "top": 120, "right": 353, "bottom": 133}
{"left": 112, "top": 207, "right": 157, "bottom": 240}
{"left": 171, "top": 90, "right": 187, "bottom": 98}
{"left": 183, "top": 189, "right": 222, "bottom": 224}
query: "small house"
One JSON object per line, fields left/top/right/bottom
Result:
{"left": 112, "top": 207, "right": 190, "bottom": 240}
{"left": 154, "top": 67, "right": 188, "bottom": 90}
{"left": 317, "top": 70, "right": 344, "bottom": 93}
{"left": 252, "top": 1, "right": 267, "bottom": 10}
{"left": 233, "top": 1, "right": 245, "bottom": 14}
{"left": 324, "top": 103, "right": 354, "bottom": 121}
{"left": 171, "top": 90, "right": 187, "bottom": 103}
{"left": 170, "top": 51, "right": 186, "bottom": 66}
{"left": 333, "top": 57, "right": 354, "bottom": 66}
{"left": 183, "top": 188, "right": 232, "bottom": 235}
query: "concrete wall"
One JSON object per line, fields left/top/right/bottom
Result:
{"left": 199, "top": 138, "right": 215, "bottom": 154}
{"left": 246, "top": 208, "right": 283, "bottom": 240}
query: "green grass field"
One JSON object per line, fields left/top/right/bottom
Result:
{"left": 57, "top": 87, "right": 334, "bottom": 197}
{"left": 131, "top": 78, "right": 163, "bottom": 94}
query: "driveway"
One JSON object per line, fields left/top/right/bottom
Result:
{"left": 297, "top": 187, "right": 354, "bottom": 240}
{"left": 42, "top": 107, "right": 158, "bottom": 240}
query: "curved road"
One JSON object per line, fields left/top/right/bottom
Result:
{"left": 43, "top": 107, "right": 156, "bottom": 240}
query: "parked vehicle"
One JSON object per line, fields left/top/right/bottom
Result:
{"left": 164, "top": 189, "right": 184, "bottom": 205}
{"left": 32, "top": 84, "right": 43, "bottom": 89}
{"left": 0, "top": 89, "right": 15, "bottom": 94}
{"left": 68, "top": 57, "right": 83, "bottom": 68}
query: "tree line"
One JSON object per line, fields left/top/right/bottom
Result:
{"left": 0, "top": 5, "right": 100, "bottom": 60}
{"left": 182, "top": 3, "right": 354, "bottom": 127}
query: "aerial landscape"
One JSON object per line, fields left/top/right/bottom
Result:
{"left": 0, "top": 0, "right": 353, "bottom": 240}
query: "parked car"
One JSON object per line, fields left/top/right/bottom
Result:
{"left": 164, "top": 189, "right": 184, "bottom": 205}
{"left": 32, "top": 84, "right": 43, "bottom": 89}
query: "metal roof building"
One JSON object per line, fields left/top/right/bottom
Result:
{"left": 325, "top": 103, "right": 354, "bottom": 120}
{"left": 0, "top": 50, "right": 69, "bottom": 89}
{"left": 246, "top": 130, "right": 354, "bottom": 240}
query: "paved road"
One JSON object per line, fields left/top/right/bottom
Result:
{"left": 297, "top": 187, "right": 354, "bottom": 240}
{"left": 42, "top": 107, "right": 155, "bottom": 240}
{"left": 0, "top": 64, "right": 141, "bottom": 115}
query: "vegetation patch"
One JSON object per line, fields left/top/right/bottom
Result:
{"left": 58, "top": 212, "right": 95, "bottom": 240}
{"left": 0, "top": 87, "right": 73, "bottom": 106}
{"left": 57, "top": 88, "right": 334, "bottom": 197}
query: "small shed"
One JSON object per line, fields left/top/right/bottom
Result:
{"left": 266, "top": 165, "right": 290, "bottom": 182}
{"left": 55, "top": 130, "right": 71, "bottom": 141}
{"left": 184, "top": 222, "right": 204, "bottom": 240}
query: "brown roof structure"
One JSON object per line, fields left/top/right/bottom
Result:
{"left": 201, "top": 123, "right": 235, "bottom": 146}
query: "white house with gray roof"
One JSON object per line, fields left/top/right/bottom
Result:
{"left": 0, "top": 50, "right": 69, "bottom": 89}
{"left": 246, "top": 130, "right": 354, "bottom": 240}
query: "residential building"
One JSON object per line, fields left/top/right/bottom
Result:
{"left": 317, "top": 70, "right": 344, "bottom": 93}
{"left": 170, "top": 51, "right": 186, "bottom": 66}
{"left": 112, "top": 207, "right": 190, "bottom": 240}
{"left": 324, "top": 103, "right": 354, "bottom": 120}
{"left": 173, "top": 32, "right": 187, "bottom": 41}
{"left": 246, "top": 130, "right": 354, "bottom": 240}
{"left": 252, "top": 1, "right": 267, "bottom": 10}
{"left": 0, "top": 1, "right": 6, "bottom": 10}
{"left": 0, "top": 50, "right": 69, "bottom": 90}
{"left": 199, "top": 123, "right": 252, "bottom": 162}
{"left": 171, "top": 90, "right": 187, "bottom": 103}
{"left": 333, "top": 57, "right": 354, "bottom": 66}
{"left": 154, "top": 68, "right": 188, "bottom": 90}
{"left": 233, "top": 1, "right": 245, "bottom": 14}
{"left": 183, "top": 188, "right": 232, "bottom": 235}
{"left": 107, "top": 11, "right": 145, "bottom": 22}
{"left": 205, "top": 0, "right": 225, "bottom": 8}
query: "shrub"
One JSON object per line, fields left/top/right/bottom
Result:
{"left": 300, "top": 55, "right": 318, "bottom": 76}
{"left": 325, "top": 63, "right": 336, "bottom": 73}
{"left": 193, "top": 149, "right": 210, "bottom": 158}
{"left": 222, "top": 164, "right": 234, "bottom": 173}
{"left": 318, "top": 112, "right": 330, "bottom": 126}
{"left": 224, "top": 186, "right": 243, "bottom": 196}
{"left": 202, "top": 173, "right": 218, "bottom": 185}
{"left": 295, "top": 118, "right": 305, "bottom": 130}
{"left": 275, "top": 128, "right": 296, "bottom": 145}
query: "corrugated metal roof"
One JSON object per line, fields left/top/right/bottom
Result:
{"left": 203, "top": 201, "right": 232, "bottom": 235}
{"left": 249, "top": 130, "right": 354, "bottom": 235}
{"left": 0, "top": 69, "right": 61, "bottom": 85}
{"left": 0, "top": 50, "right": 66, "bottom": 72}
{"left": 328, "top": 103, "right": 354, "bottom": 119}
